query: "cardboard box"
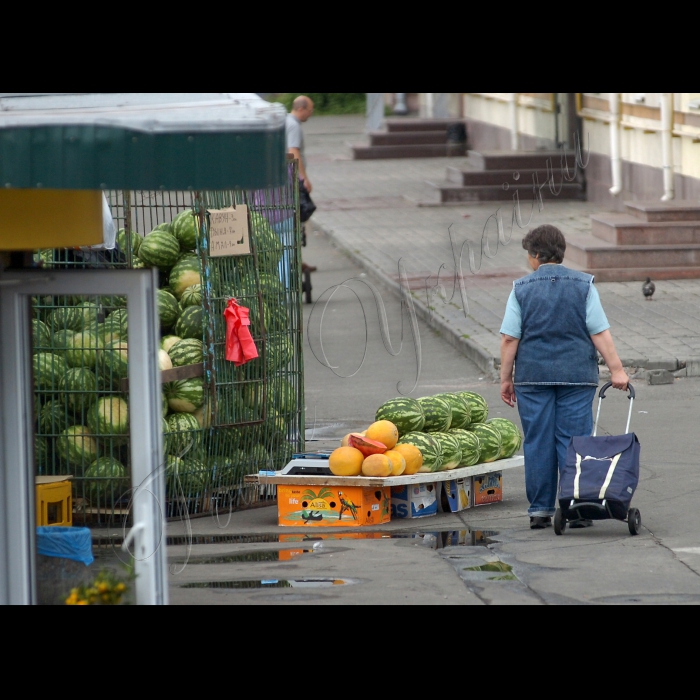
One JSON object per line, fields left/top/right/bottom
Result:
{"left": 391, "top": 482, "right": 438, "bottom": 519}
{"left": 439, "top": 477, "right": 472, "bottom": 513}
{"left": 276, "top": 485, "right": 391, "bottom": 527}
{"left": 473, "top": 472, "right": 503, "bottom": 506}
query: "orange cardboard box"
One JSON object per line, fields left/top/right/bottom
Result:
{"left": 472, "top": 472, "right": 503, "bottom": 506}
{"left": 276, "top": 485, "right": 391, "bottom": 527}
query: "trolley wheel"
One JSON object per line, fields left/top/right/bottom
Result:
{"left": 627, "top": 508, "right": 641, "bottom": 536}
{"left": 554, "top": 508, "right": 566, "bottom": 536}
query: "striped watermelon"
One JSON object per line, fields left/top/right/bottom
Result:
{"left": 131, "top": 257, "right": 147, "bottom": 269}
{"left": 56, "top": 425, "right": 100, "bottom": 466}
{"left": 165, "top": 412, "right": 201, "bottom": 457}
{"left": 375, "top": 397, "right": 425, "bottom": 436}
{"left": 175, "top": 457, "right": 209, "bottom": 495}
{"left": 416, "top": 395, "right": 452, "bottom": 432}
{"left": 179, "top": 284, "right": 202, "bottom": 309}
{"left": 73, "top": 301, "right": 101, "bottom": 333}
{"left": 263, "top": 337, "right": 292, "bottom": 372}
{"left": 434, "top": 392, "right": 472, "bottom": 429}
{"left": 35, "top": 435, "right": 49, "bottom": 471}
{"left": 467, "top": 423, "right": 502, "bottom": 463}
{"left": 38, "top": 399, "right": 72, "bottom": 435}
{"left": 138, "top": 230, "right": 181, "bottom": 270}
{"left": 486, "top": 418, "right": 522, "bottom": 458}
{"left": 448, "top": 428, "right": 482, "bottom": 467}
{"left": 160, "top": 335, "right": 182, "bottom": 354}
{"left": 153, "top": 222, "right": 173, "bottom": 234}
{"left": 162, "top": 392, "right": 169, "bottom": 418}
{"left": 104, "top": 309, "right": 128, "bottom": 338}
{"left": 50, "top": 330, "right": 75, "bottom": 357}
{"left": 87, "top": 396, "right": 129, "bottom": 437}
{"left": 116, "top": 228, "right": 143, "bottom": 257}
{"left": 46, "top": 306, "right": 85, "bottom": 334}
{"left": 98, "top": 339, "right": 129, "bottom": 386}
{"left": 32, "top": 319, "right": 52, "bottom": 352}
{"left": 431, "top": 432, "right": 463, "bottom": 470}
{"left": 32, "top": 352, "right": 68, "bottom": 391}
{"left": 396, "top": 431, "right": 443, "bottom": 473}
{"left": 58, "top": 367, "right": 98, "bottom": 413}
{"left": 172, "top": 209, "right": 199, "bottom": 251}
{"left": 457, "top": 391, "right": 489, "bottom": 424}
{"left": 164, "top": 377, "right": 205, "bottom": 413}
{"left": 85, "top": 456, "right": 127, "bottom": 504}
{"left": 168, "top": 338, "right": 203, "bottom": 367}
{"left": 192, "top": 401, "right": 212, "bottom": 429}
{"left": 169, "top": 254, "right": 201, "bottom": 300}
{"left": 174, "top": 305, "right": 203, "bottom": 340}
{"left": 64, "top": 331, "right": 101, "bottom": 369}
{"left": 157, "top": 289, "right": 180, "bottom": 331}
{"left": 249, "top": 212, "right": 282, "bottom": 272}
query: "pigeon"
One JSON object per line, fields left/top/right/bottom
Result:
{"left": 642, "top": 277, "right": 656, "bottom": 301}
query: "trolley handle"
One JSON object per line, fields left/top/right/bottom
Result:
{"left": 598, "top": 381, "right": 635, "bottom": 400}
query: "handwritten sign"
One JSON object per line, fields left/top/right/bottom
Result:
{"left": 208, "top": 205, "right": 250, "bottom": 257}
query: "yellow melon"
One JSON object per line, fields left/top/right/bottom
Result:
{"left": 365, "top": 420, "right": 399, "bottom": 449}
{"left": 384, "top": 449, "right": 406, "bottom": 476}
{"left": 391, "top": 443, "right": 423, "bottom": 475}
{"left": 341, "top": 432, "right": 365, "bottom": 447}
{"left": 361, "top": 453, "right": 392, "bottom": 477}
{"left": 329, "top": 446, "right": 364, "bottom": 476}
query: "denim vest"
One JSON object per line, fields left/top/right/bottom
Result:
{"left": 513, "top": 265, "right": 599, "bottom": 386}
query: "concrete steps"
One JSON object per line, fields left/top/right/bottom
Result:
{"left": 425, "top": 180, "right": 585, "bottom": 203}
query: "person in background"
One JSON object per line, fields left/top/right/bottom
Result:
{"left": 499, "top": 224, "right": 629, "bottom": 530}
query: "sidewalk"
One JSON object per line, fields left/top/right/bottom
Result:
{"left": 305, "top": 115, "right": 700, "bottom": 380}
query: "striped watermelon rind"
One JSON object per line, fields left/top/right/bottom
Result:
{"left": 179, "top": 284, "right": 202, "bottom": 309}
{"left": 174, "top": 305, "right": 203, "bottom": 340}
{"left": 86, "top": 396, "right": 129, "bottom": 437}
{"left": 64, "top": 331, "right": 101, "bottom": 369}
{"left": 164, "top": 377, "right": 205, "bottom": 413}
{"left": 416, "top": 395, "right": 452, "bottom": 432}
{"left": 172, "top": 210, "right": 199, "bottom": 252}
{"left": 168, "top": 338, "right": 203, "bottom": 367}
{"left": 55, "top": 425, "right": 100, "bottom": 466}
{"left": 85, "top": 456, "right": 127, "bottom": 504}
{"left": 457, "top": 391, "right": 489, "bottom": 424}
{"left": 32, "top": 319, "right": 52, "bottom": 351}
{"left": 434, "top": 392, "right": 472, "bottom": 430}
{"left": 165, "top": 412, "right": 202, "bottom": 458}
{"left": 467, "top": 423, "right": 502, "bottom": 463}
{"left": 396, "top": 431, "right": 443, "bottom": 473}
{"left": 169, "top": 255, "right": 201, "bottom": 300}
{"left": 38, "top": 399, "right": 72, "bottom": 436}
{"left": 448, "top": 428, "right": 482, "bottom": 467}
{"left": 486, "top": 418, "right": 522, "bottom": 458}
{"left": 157, "top": 289, "right": 181, "bottom": 331}
{"left": 160, "top": 335, "right": 182, "bottom": 354}
{"left": 98, "top": 339, "right": 129, "bottom": 386}
{"left": 46, "top": 306, "right": 85, "bottom": 334}
{"left": 375, "top": 397, "right": 425, "bottom": 436}
{"left": 58, "top": 367, "right": 98, "bottom": 413}
{"left": 138, "top": 230, "right": 181, "bottom": 270}
{"left": 431, "top": 432, "right": 463, "bottom": 470}
{"left": 32, "top": 352, "right": 68, "bottom": 391}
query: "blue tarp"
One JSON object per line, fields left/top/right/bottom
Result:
{"left": 36, "top": 526, "right": 94, "bottom": 566}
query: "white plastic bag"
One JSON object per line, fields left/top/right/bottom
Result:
{"left": 81, "top": 192, "right": 116, "bottom": 250}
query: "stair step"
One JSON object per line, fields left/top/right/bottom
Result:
{"left": 370, "top": 130, "right": 451, "bottom": 146}
{"left": 625, "top": 200, "right": 700, "bottom": 222}
{"left": 385, "top": 118, "right": 460, "bottom": 133}
{"left": 426, "top": 180, "right": 584, "bottom": 203}
{"left": 446, "top": 165, "right": 579, "bottom": 187}
{"left": 565, "top": 236, "right": 700, "bottom": 269}
{"left": 351, "top": 143, "right": 467, "bottom": 160}
{"left": 564, "top": 262, "right": 700, "bottom": 283}
{"left": 467, "top": 149, "right": 573, "bottom": 171}
{"left": 591, "top": 213, "right": 700, "bottom": 245}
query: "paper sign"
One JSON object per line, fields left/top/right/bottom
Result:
{"left": 208, "top": 204, "right": 250, "bottom": 257}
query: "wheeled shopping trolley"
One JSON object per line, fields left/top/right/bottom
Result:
{"left": 554, "top": 382, "right": 641, "bottom": 536}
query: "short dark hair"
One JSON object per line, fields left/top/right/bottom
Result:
{"left": 522, "top": 224, "right": 566, "bottom": 264}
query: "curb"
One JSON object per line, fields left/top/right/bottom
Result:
{"left": 315, "top": 223, "right": 501, "bottom": 381}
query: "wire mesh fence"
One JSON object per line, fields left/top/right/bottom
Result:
{"left": 31, "top": 163, "right": 304, "bottom": 525}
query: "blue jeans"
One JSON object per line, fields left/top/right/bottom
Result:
{"left": 515, "top": 385, "right": 596, "bottom": 517}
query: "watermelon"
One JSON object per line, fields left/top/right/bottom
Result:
{"left": 138, "top": 230, "right": 181, "bottom": 270}
{"left": 116, "top": 228, "right": 143, "bottom": 257}
{"left": 249, "top": 212, "right": 282, "bottom": 273}
{"left": 486, "top": 418, "right": 522, "bottom": 458}
{"left": 73, "top": 301, "right": 101, "bottom": 333}
{"left": 131, "top": 257, "right": 147, "bottom": 269}
{"left": 467, "top": 423, "right": 502, "bottom": 463}
{"left": 58, "top": 367, "right": 98, "bottom": 413}
{"left": 85, "top": 456, "right": 127, "bottom": 504}
{"left": 34, "top": 435, "right": 50, "bottom": 471}
{"left": 33, "top": 249, "right": 55, "bottom": 268}
{"left": 448, "top": 428, "right": 482, "bottom": 467}
{"left": 38, "top": 399, "right": 72, "bottom": 436}
{"left": 375, "top": 397, "right": 426, "bottom": 436}
{"left": 158, "top": 349, "right": 173, "bottom": 371}
{"left": 172, "top": 209, "right": 199, "bottom": 251}
{"left": 104, "top": 308, "right": 128, "bottom": 338}
{"left": 32, "top": 319, "right": 52, "bottom": 352}
{"left": 160, "top": 335, "right": 182, "bottom": 354}
{"left": 152, "top": 222, "right": 173, "bottom": 234}
{"left": 46, "top": 306, "right": 85, "bottom": 334}
{"left": 192, "top": 401, "right": 212, "bottom": 429}
{"left": 165, "top": 412, "right": 201, "bottom": 458}
{"left": 174, "top": 305, "right": 203, "bottom": 340}
{"left": 169, "top": 255, "right": 201, "bottom": 300}
{"left": 56, "top": 425, "right": 100, "bottom": 467}
{"left": 263, "top": 337, "right": 292, "bottom": 372}
{"left": 64, "top": 331, "right": 101, "bottom": 369}
{"left": 431, "top": 432, "right": 463, "bottom": 470}
{"left": 416, "top": 395, "right": 452, "bottom": 432}
{"left": 164, "top": 377, "right": 205, "bottom": 413}
{"left": 396, "top": 432, "right": 443, "bottom": 473}
{"left": 162, "top": 392, "right": 169, "bottom": 418}
{"left": 157, "top": 288, "right": 180, "bottom": 331}
{"left": 32, "top": 352, "right": 68, "bottom": 391}
{"left": 168, "top": 338, "right": 203, "bottom": 367}
{"left": 98, "top": 339, "right": 129, "bottom": 386}
{"left": 457, "top": 391, "right": 489, "bottom": 424}
{"left": 179, "top": 284, "right": 202, "bottom": 309}
{"left": 86, "top": 396, "right": 129, "bottom": 437}
{"left": 248, "top": 444, "right": 270, "bottom": 468}
{"left": 50, "top": 329, "right": 76, "bottom": 356}
{"left": 167, "top": 455, "right": 207, "bottom": 495}
{"left": 434, "top": 392, "right": 472, "bottom": 430}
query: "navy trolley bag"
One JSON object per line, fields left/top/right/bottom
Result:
{"left": 555, "top": 381, "right": 641, "bottom": 536}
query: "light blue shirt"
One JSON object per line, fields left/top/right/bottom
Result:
{"left": 500, "top": 274, "right": 610, "bottom": 339}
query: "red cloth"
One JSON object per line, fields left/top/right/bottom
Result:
{"left": 223, "top": 298, "right": 258, "bottom": 366}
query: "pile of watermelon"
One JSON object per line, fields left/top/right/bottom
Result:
{"left": 32, "top": 205, "right": 300, "bottom": 515}
{"left": 374, "top": 392, "right": 522, "bottom": 474}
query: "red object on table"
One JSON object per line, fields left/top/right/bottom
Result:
{"left": 223, "top": 298, "right": 258, "bottom": 366}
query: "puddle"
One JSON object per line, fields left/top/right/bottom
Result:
{"left": 180, "top": 577, "right": 358, "bottom": 589}
{"left": 463, "top": 562, "right": 513, "bottom": 573}
{"left": 170, "top": 548, "right": 320, "bottom": 564}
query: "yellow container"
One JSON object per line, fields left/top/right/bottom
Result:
{"left": 36, "top": 476, "right": 73, "bottom": 527}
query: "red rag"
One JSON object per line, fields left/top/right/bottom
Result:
{"left": 223, "top": 298, "right": 259, "bottom": 366}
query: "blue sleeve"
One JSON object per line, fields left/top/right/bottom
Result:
{"left": 500, "top": 288, "right": 522, "bottom": 338}
{"left": 586, "top": 283, "right": 610, "bottom": 335}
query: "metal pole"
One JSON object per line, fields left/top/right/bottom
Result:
{"left": 393, "top": 93, "right": 408, "bottom": 115}
{"left": 366, "top": 93, "right": 384, "bottom": 132}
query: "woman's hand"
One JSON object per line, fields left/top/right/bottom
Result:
{"left": 611, "top": 368, "right": 629, "bottom": 390}
{"left": 501, "top": 379, "right": 516, "bottom": 407}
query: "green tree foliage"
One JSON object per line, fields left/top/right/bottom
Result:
{"left": 267, "top": 93, "right": 366, "bottom": 115}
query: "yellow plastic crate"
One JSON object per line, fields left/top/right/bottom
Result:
{"left": 36, "top": 477, "right": 73, "bottom": 527}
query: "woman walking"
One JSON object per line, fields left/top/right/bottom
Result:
{"left": 499, "top": 225, "right": 629, "bottom": 530}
